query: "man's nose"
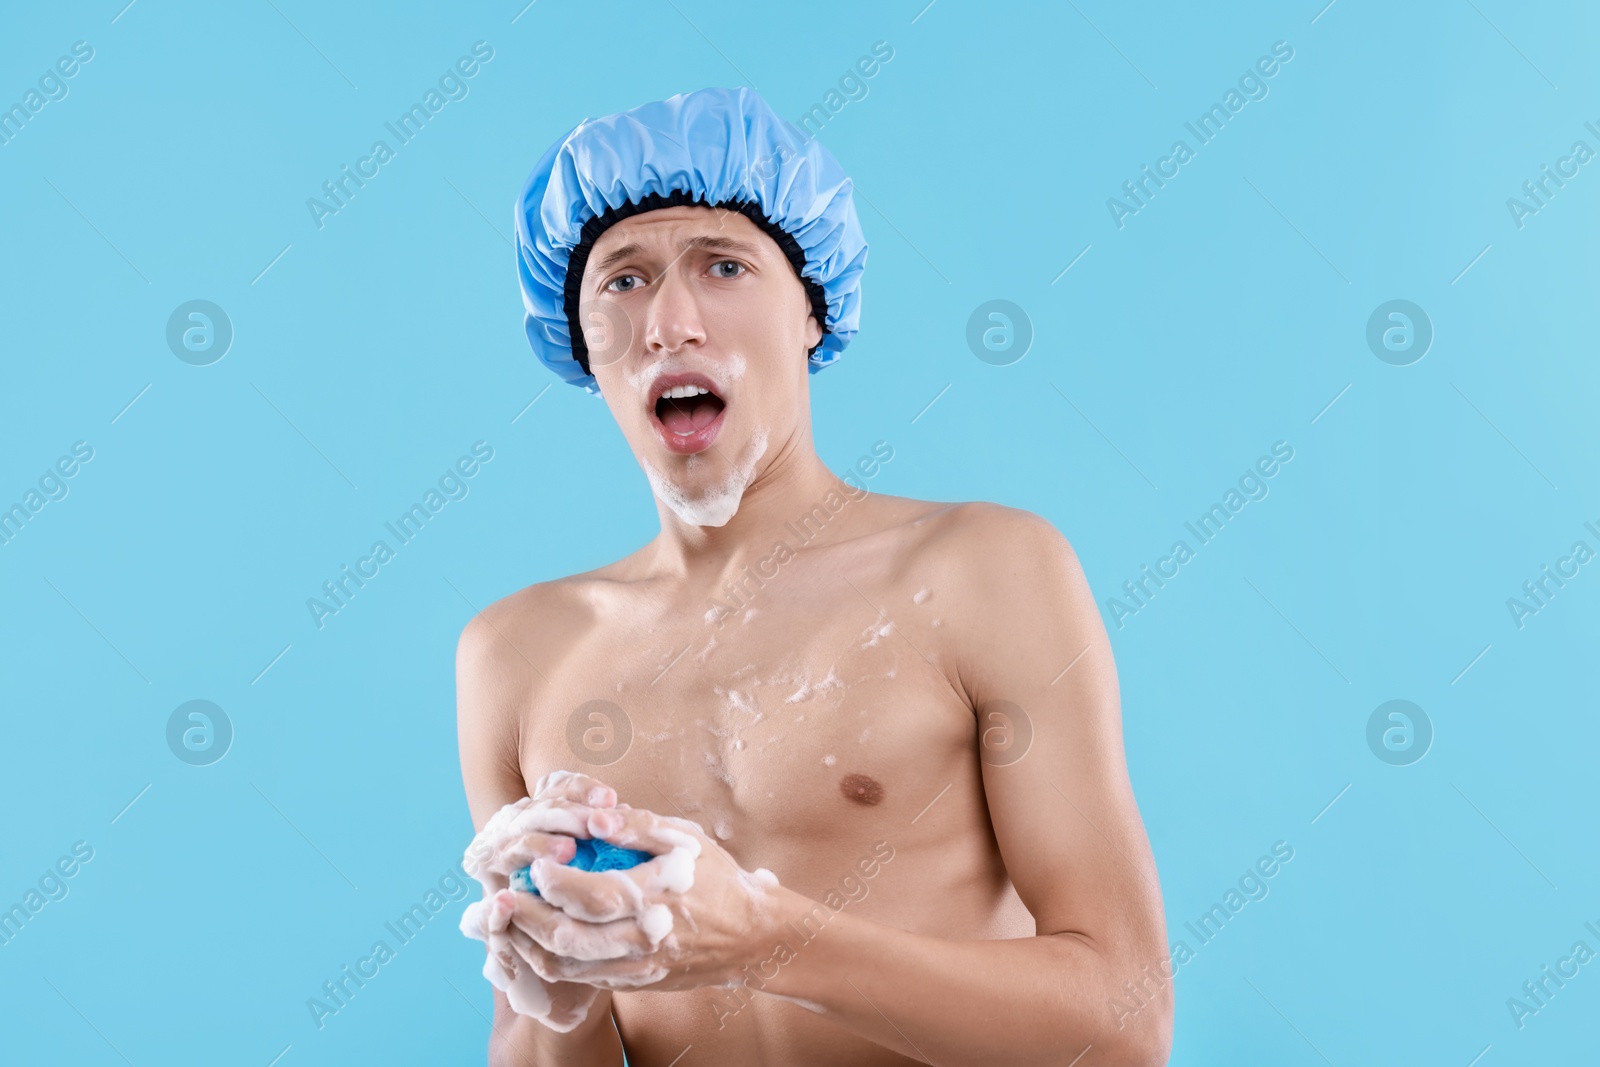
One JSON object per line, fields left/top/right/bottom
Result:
{"left": 642, "top": 264, "right": 707, "bottom": 354}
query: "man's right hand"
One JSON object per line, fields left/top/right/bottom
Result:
{"left": 459, "top": 771, "right": 622, "bottom": 1032}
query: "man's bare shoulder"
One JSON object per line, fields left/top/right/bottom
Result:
{"left": 454, "top": 560, "right": 635, "bottom": 684}
{"left": 867, "top": 495, "right": 1082, "bottom": 588}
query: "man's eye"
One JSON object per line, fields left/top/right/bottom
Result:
{"left": 711, "top": 260, "right": 746, "bottom": 279}
{"left": 606, "top": 274, "right": 644, "bottom": 293}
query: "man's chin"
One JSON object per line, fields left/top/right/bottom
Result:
{"left": 644, "top": 472, "right": 744, "bottom": 528}
{"left": 641, "top": 428, "right": 770, "bottom": 529}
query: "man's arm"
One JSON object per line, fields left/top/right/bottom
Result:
{"left": 457, "top": 604, "right": 627, "bottom": 1067}
{"left": 754, "top": 504, "right": 1173, "bottom": 1066}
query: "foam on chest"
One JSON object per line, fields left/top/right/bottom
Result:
{"left": 524, "top": 590, "right": 969, "bottom": 852}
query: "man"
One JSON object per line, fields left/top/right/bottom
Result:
{"left": 457, "top": 86, "right": 1172, "bottom": 1066}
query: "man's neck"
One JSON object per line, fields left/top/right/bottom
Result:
{"left": 645, "top": 430, "right": 854, "bottom": 581}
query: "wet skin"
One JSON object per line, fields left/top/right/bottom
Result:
{"left": 457, "top": 206, "right": 1172, "bottom": 1066}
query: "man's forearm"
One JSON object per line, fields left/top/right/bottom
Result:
{"left": 750, "top": 887, "right": 1169, "bottom": 1067}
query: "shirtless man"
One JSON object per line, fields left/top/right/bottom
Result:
{"left": 456, "top": 88, "right": 1172, "bottom": 1066}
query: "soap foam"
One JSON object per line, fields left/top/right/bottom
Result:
{"left": 861, "top": 618, "right": 894, "bottom": 648}
{"left": 460, "top": 876, "right": 598, "bottom": 1032}
{"left": 642, "top": 428, "right": 768, "bottom": 528}
{"left": 461, "top": 798, "right": 792, "bottom": 1023}
{"left": 645, "top": 824, "right": 702, "bottom": 893}
{"left": 744, "top": 866, "right": 779, "bottom": 889}
{"left": 762, "top": 991, "right": 827, "bottom": 1014}
{"left": 638, "top": 903, "right": 674, "bottom": 945}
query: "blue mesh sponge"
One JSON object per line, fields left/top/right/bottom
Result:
{"left": 514, "top": 85, "right": 869, "bottom": 394}
{"left": 510, "top": 837, "right": 653, "bottom": 896}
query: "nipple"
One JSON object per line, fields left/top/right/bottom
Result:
{"left": 838, "top": 773, "right": 885, "bottom": 806}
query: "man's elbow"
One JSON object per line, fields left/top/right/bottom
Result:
{"left": 1123, "top": 1022, "right": 1173, "bottom": 1067}
{"left": 1094, "top": 1002, "right": 1172, "bottom": 1067}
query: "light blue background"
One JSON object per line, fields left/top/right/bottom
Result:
{"left": 2, "top": 1, "right": 1596, "bottom": 1064}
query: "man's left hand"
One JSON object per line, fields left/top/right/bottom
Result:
{"left": 498, "top": 800, "right": 790, "bottom": 992}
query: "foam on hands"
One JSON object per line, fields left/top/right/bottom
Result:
{"left": 460, "top": 793, "right": 788, "bottom": 1022}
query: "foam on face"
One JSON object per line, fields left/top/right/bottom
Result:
{"left": 623, "top": 352, "right": 745, "bottom": 396}
{"left": 643, "top": 429, "right": 768, "bottom": 528}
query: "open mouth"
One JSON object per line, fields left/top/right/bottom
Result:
{"left": 648, "top": 376, "right": 728, "bottom": 454}
{"left": 655, "top": 386, "right": 725, "bottom": 434}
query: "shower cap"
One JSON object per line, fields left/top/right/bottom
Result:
{"left": 514, "top": 86, "right": 869, "bottom": 394}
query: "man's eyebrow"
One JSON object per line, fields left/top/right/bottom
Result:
{"left": 590, "top": 235, "right": 765, "bottom": 277}
{"left": 678, "top": 235, "right": 765, "bottom": 258}
{"left": 590, "top": 242, "right": 644, "bottom": 276}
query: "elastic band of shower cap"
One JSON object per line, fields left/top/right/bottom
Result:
{"left": 514, "top": 86, "right": 869, "bottom": 395}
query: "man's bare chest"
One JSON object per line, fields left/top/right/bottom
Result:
{"left": 516, "top": 593, "right": 976, "bottom": 873}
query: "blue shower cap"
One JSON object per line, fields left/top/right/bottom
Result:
{"left": 514, "top": 86, "right": 869, "bottom": 394}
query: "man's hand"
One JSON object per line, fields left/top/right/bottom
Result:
{"left": 501, "top": 798, "right": 788, "bottom": 993}
{"left": 463, "top": 771, "right": 624, "bottom": 881}
{"left": 458, "top": 771, "right": 624, "bottom": 1031}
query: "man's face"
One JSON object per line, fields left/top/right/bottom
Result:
{"left": 576, "top": 205, "right": 823, "bottom": 527}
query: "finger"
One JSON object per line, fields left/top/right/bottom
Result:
{"left": 486, "top": 929, "right": 525, "bottom": 988}
{"left": 516, "top": 948, "right": 606, "bottom": 1033}
{"left": 487, "top": 831, "right": 578, "bottom": 876}
{"left": 525, "top": 907, "right": 655, "bottom": 961}
{"left": 544, "top": 983, "right": 604, "bottom": 1033}
{"left": 517, "top": 934, "right": 674, "bottom": 990}
{"left": 505, "top": 922, "right": 571, "bottom": 984}
{"left": 461, "top": 888, "right": 517, "bottom": 944}
{"left": 503, "top": 886, "right": 661, "bottom": 959}
{"left": 526, "top": 864, "right": 675, "bottom": 948}
{"left": 464, "top": 798, "right": 533, "bottom": 878}
{"left": 493, "top": 945, "right": 603, "bottom": 1034}
{"left": 507, "top": 796, "right": 613, "bottom": 839}
{"left": 469, "top": 798, "right": 607, "bottom": 880}
{"left": 584, "top": 805, "right": 704, "bottom": 896}
{"left": 506, "top": 922, "right": 657, "bottom": 986}
{"left": 487, "top": 934, "right": 560, "bottom": 1020}
{"left": 588, "top": 805, "right": 705, "bottom": 859}
{"left": 465, "top": 792, "right": 610, "bottom": 879}
{"left": 531, "top": 769, "right": 618, "bottom": 809}
{"left": 528, "top": 860, "right": 646, "bottom": 922}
